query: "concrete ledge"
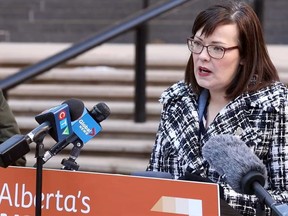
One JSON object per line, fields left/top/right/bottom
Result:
{"left": 25, "top": 136, "right": 154, "bottom": 153}
{"left": 0, "top": 43, "right": 286, "bottom": 71}
{"left": 8, "top": 99, "right": 162, "bottom": 116}
{"left": 0, "top": 66, "right": 183, "bottom": 84}
{"left": 266, "top": 45, "right": 288, "bottom": 72}
{"left": 0, "top": 43, "right": 189, "bottom": 68}
{"left": 24, "top": 152, "right": 149, "bottom": 174}
{"left": 15, "top": 116, "right": 159, "bottom": 135}
{"left": 8, "top": 84, "right": 166, "bottom": 100}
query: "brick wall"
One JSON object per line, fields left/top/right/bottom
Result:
{"left": 0, "top": 0, "right": 287, "bottom": 44}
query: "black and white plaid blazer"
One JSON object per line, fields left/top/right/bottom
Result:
{"left": 147, "top": 80, "right": 288, "bottom": 215}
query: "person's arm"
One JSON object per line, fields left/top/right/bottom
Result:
{"left": 264, "top": 105, "right": 288, "bottom": 205}
{"left": 0, "top": 90, "right": 26, "bottom": 166}
{"left": 146, "top": 115, "right": 166, "bottom": 172}
{"left": 146, "top": 104, "right": 204, "bottom": 179}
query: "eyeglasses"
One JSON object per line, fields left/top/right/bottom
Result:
{"left": 187, "top": 38, "right": 239, "bottom": 59}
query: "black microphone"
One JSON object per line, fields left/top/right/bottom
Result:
{"left": 202, "top": 134, "right": 288, "bottom": 216}
{"left": 42, "top": 102, "right": 111, "bottom": 165}
{"left": 0, "top": 99, "right": 84, "bottom": 168}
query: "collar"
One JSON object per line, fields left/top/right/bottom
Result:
{"left": 159, "top": 80, "right": 197, "bottom": 105}
{"left": 232, "top": 82, "right": 288, "bottom": 112}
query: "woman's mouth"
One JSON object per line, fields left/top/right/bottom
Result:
{"left": 198, "top": 66, "right": 212, "bottom": 76}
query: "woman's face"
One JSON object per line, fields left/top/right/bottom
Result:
{"left": 193, "top": 24, "right": 242, "bottom": 95}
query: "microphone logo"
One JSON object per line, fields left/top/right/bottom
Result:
{"left": 72, "top": 109, "right": 102, "bottom": 143}
{"left": 78, "top": 119, "right": 93, "bottom": 135}
{"left": 59, "top": 111, "right": 70, "bottom": 136}
{"left": 89, "top": 128, "right": 96, "bottom": 136}
{"left": 58, "top": 110, "right": 67, "bottom": 120}
{"left": 35, "top": 104, "right": 73, "bottom": 142}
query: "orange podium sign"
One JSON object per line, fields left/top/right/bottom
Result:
{"left": 0, "top": 167, "right": 220, "bottom": 216}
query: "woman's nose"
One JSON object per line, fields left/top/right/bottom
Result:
{"left": 198, "top": 47, "right": 211, "bottom": 61}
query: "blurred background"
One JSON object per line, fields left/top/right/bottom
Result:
{"left": 0, "top": 0, "right": 287, "bottom": 43}
{"left": 0, "top": 0, "right": 288, "bottom": 44}
{"left": 0, "top": 0, "right": 287, "bottom": 175}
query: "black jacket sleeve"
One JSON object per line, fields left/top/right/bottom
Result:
{"left": 0, "top": 90, "right": 26, "bottom": 166}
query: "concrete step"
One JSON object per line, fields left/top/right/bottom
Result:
{"left": 2, "top": 65, "right": 288, "bottom": 89}
{"left": 17, "top": 115, "right": 156, "bottom": 174}
{"left": 8, "top": 99, "right": 162, "bottom": 119}
{"left": 0, "top": 43, "right": 286, "bottom": 73}
{"left": 0, "top": 43, "right": 189, "bottom": 68}
{"left": 24, "top": 152, "right": 149, "bottom": 174}
{"left": 16, "top": 116, "right": 159, "bottom": 136}
{"left": 20, "top": 122, "right": 155, "bottom": 174}
{"left": 30, "top": 137, "right": 155, "bottom": 153}
{"left": 0, "top": 66, "right": 183, "bottom": 86}
{"left": 24, "top": 136, "right": 154, "bottom": 174}
{"left": 24, "top": 137, "right": 153, "bottom": 172}
{"left": 8, "top": 84, "right": 166, "bottom": 100}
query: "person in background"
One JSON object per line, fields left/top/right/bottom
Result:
{"left": 0, "top": 90, "right": 26, "bottom": 166}
{"left": 146, "top": 1, "right": 288, "bottom": 215}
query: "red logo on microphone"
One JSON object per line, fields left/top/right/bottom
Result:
{"left": 89, "top": 128, "right": 96, "bottom": 136}
{"left": 59, "top": 111, "right": 66, "bottom": 120}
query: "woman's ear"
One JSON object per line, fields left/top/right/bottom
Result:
{"left": 239, "top": 58, "right": 245, "bottom": 65}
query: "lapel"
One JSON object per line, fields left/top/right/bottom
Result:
{"left": 162, "top": 94, "right": 200, "bottom": 149}
{"left": 203, "top": 104, "right": 263, "bottom": 144}
{"left": 201, "top": 94, "right": 276, "bottom": 159}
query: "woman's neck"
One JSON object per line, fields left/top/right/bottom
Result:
{"left": 206, "top": 92, "right": 229, "bottom": 127}
{"left": 209, "top": 91, "right": 229, "bottom": 106}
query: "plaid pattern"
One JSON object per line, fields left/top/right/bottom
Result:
{"left": 146, "top": 80, "right": 288, "bottom": 215}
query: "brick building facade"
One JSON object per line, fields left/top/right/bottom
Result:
{"left": 0, "top": 0, "right": 287, "bottom": 44}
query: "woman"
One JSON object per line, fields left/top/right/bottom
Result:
{"left": 146, "top": 1, "right": 288, "bottom": 215}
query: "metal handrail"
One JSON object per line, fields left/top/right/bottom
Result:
{"left": 0, "top": 0, "right": 191, "bottom": 122}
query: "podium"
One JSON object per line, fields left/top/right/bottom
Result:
{"left": 0, "top": 167, "right": 240, "bottom": 215}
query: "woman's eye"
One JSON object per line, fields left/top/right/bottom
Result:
{"left": 193, "top": 41, "right": 202, "bottom": 47}
{"left": 212, "top": 46, "right": 223, "bottom": 52}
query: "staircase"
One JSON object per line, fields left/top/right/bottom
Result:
{"left": 0, "top": 43, "right": 187, "bottom": 174}
{"left": 0, "top": 43, "right": 287, "bottom": 175}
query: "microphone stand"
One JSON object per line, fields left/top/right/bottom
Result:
{"left": 241, "top": 171, "right": 288, "bottom": 216}
{"left": 61, "top": 139, "right": 84, "bottom": 171}
{"left": 253, "top": 182, "right": 288, "bottom": 216}
{"left": 28, "top": 122, "right": 50, "bottom": 216}
{"left": 35, "top": 137, "right": 45, "bottom": 216}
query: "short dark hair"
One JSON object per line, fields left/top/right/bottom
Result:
{"left": 185, "top": 1, "right": 279, "bottom": 99}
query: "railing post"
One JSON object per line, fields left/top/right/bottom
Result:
{"left": 247, "top": 0, "right": 265, "bottom": 26}
{"left": 253, "top": 0, "right": 265, "bottom": 26}
{"left": 134, "top": 0, "right": 149, "bottom": 122}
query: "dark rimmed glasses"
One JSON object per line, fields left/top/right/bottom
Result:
{"left": 187, "top": 37, "right": 239, "bottom": 59}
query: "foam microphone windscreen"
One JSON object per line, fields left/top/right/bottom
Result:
{"left": 202, "top": 134, "right": 267, "bottom": 193}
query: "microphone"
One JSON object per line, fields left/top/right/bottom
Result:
{"left": 42, "top": 102, "right": 111, "bottom": 165}
{"left": 202, "top": 134, "right": 267, "bottom": 194}
{"left": 0, "top": 99, "right": 84, "bottom": 168}
{"left": 34, "top": 98, "right": 84, "bottom": 142}
{"left": 202, "top": 135, "right": 288, "bottom": 216}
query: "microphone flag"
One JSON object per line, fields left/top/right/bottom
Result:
{"left": 35, "top": 104, "right": 73, "bottom": 142}
{"left": 72, "top": 109, "right": 102, "bottom": 143}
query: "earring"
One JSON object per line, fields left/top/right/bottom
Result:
{"left": 249, "top": 74, "right": 258, "bottom": 85}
